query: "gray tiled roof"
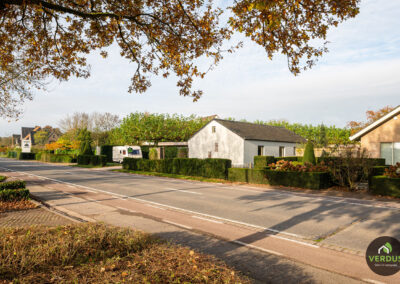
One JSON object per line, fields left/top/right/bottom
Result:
{"left": 21, "top": 127, "right": 35, "bottom": 139}
{"left": 215, "top": 119, "right": 306, "bottom": 143}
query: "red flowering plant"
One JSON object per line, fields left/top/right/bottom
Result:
{"left": 268, "top": 160, "right": 329, "bottom": 173}
{"left": 384, "top": 163, "right": 400, "bottom": 178}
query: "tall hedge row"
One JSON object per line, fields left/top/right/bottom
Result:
{"left": 123, "top": 158, "right": 231, "bottom": 179}
{"left": 17, "top": 152, "right": 36, "bottom": 160}
{"left": 36, "top": 153, "right": 76, "bottom": 163}
{"left": 100, "top": 145, "right": 114, "bottom": 162}
{"left": 77, "top": 155, "right": 107, "bottom": 166}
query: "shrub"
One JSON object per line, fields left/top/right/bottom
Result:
{"left": 77, "top": 155, "right": 107, "bottom": 166}
{"left": 141, "top": 146, "right": 150, "bottom": 159}
{"left": 36, "top": 152, "right": 76, "bottom": 163}
{"left": 0, "top": 176, "right": 6, "bottom": 182}
{"left": 228, "top": 168, "right": 269, "bottom": 184}
{"left": 383, "top": 163, "right": 400, "bottom": 178}
{"left": 0, "top": 180, "right": 26, "bottom": 190}
{"left": 164, "top": 147, "right": 178, "bottom": 159}
{"left": 81, "top": 141, "right": 93, "bottom": 156}
{"left": 303, "top": 141, "right": 316, "bottom": 165}
{"left": 265, "top": 170, "right": 332, "bottom": 190}
{"left": 268, "top": 160, "right": 329, "bottom": 172}
{"left": 177, "top": 147, "right": 188, "bottom": 158}
{"left": 0, "top": 189, "right": 30, "bottom": 201}
{"left": 276, "top": 156, "right": 299, "bottom": 162}
{"left": 369, "top": 176, "right": 400, "bottom": 198}
{"left": 100, "top": 145, "right": 114, "bottom": 163}
{"left": 123, "top": 158, "right": 231, "bottom": 179}
{"left": 7, "top": 151, "right": 17, "bottom": 158}
{"left": 17, "top": 152, "right": 36, "bottom": 160}
{"left": 149, "top": 148, "right": 158, "bottom": 160}
{"left": 254, "top": 156, "right": 276, "bottom": 168}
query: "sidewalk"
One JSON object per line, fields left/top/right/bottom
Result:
{"left": 5, "top": 170, "right": 387, "bottom": 283}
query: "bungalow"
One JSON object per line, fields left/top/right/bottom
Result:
{"left": 350, "top": 105, "right": 400, "bottom": 165}
{"left": 188, "top": 119, "right": 306, "bottom": 167}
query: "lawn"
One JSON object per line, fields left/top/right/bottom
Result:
{"left": 0, "top": 223, "right": 249, "bottom": 283}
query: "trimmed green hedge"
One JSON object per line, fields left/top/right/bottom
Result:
{"left": 265, "top": 170, "right": 332, "bottom": 190}
{"left": 100, "top": 145, "right": 114, "bottom": 163}
{"left": 254, "top": 156, "right": 276, "bottom": 168}
{"left": 165, "top": 147, "right": 178, "bottom": 159}
{"left": 0, "top": 176, "right": 6, "bottom": 182}
{"left": 317, "top": 157, "right": 386, "bottom": 166}
{"left": 370, "top": 166, "right": 389, "bottom": 177}
{"left": 123, "top": 158, "right": 231, "bottom": 179}
{"left": 0, "top": 180, "right": 26, "bottom": 190}
{"left": 36, "top": 153, "right": 76, "bottom": 163}
{"left": 7, "top": 151, "right": 17, "bottom": 158}
{"left": 228, "top": 168, "right": 331, "bottom": 189}
{"left": 276, "top": 156, "right": 299, "bottom": 162}
{"left": 17, "top": 152, "right": 36, "bottom": 160}
{"left": 77, "top": 155, "right": 107, "bottom": 166}
{"left": 0, "top": 189, "right": 30, "bottom": 201}
{"left": 369, "top": 176, "right": 400, "bottom": 198}
{"left": 228, "top": 168, "right": 269, "bottom": 184}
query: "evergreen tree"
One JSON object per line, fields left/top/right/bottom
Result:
{"left": 303, "top": 141, "right": 316, "bottom": 165}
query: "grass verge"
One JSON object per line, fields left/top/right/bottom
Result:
{"left": 113, "top": 169, "right": 230, "bottom": 183}
{"left": 0, "top": 223, "right": 249, "bottom": 283}
{"left": 72, "top": 163, "right": 121, "bottom": 169}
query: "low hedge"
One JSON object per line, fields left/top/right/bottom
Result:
{"left": 228, "top": 168, "right": 269, "bottom": 184}
{"left": 254, "top": 156, "right": 276, "bottom": 168}
{"left": 0, "top": 189, "right": 30, "bottom": 201}
{"left": 17, "top": 152, "right": 36, "bottom": 160}
{"left": 0, "top": 180, "right": 26, "bottom": 190}
{"left": 369, "top": 176, "right": 400, "bottom": 198}
{"left": 123, "top": 158, "right": 231, "bottom": 179}
{"left": 265, "top": 170, "right": 332, "bottom": 190}
{"left": 276, "top": 156, "right": 299, "bottom": 162}
{"left": 7, "top": 151, "right": 17, "bottom": 158}
{"left": 317, "top": 157, "right": 386, "bottom": 166}
{"left": 100, "top": 145, "right": 114, "bottom": 163}
{"left": 0, "top": 176, "right": 6, "bottom": 182}
{"left": 77, "top": 155, "right": 107, "bottom": 166}
{"left": 36, "top": 153, "right": 76, "bottom": 163}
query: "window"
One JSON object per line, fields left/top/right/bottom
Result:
{"left": 123, "top": 150, "right": 126, "bottom": 155}
{"left": 279, "top": 146, "right": 285, "bottom": 157}
{"left": 215, "top": 142, "right": 219, "bottom": 152}
{"left": 208, "top": 151, "right": 212, "bottom": 158}
{"left": 381, "top": 142, "right": 400, "bottom": 165}
{"left": 293, "top": 147, "right": 297, "bottom": 156}
{"left": 212, "top": 126, "right": 216, "bottom": 133}
{"left": 257, "top": 146, "right": 264, "bottom": 156}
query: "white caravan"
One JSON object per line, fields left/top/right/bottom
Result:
{"left": 112, "top": 146, "right": 142, "bottom": 163}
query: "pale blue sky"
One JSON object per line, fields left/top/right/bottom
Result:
{"left": 1, "top": 0, "right": 399, "bottom": 136}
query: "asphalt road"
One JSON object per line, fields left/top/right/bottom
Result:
{"left": 1, "top": 158, "right": 400, "bottom": 253}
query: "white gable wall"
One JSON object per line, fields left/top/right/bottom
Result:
{"left": 243, "top": 140, "right": 297, "bottom": 165}
{"left": 188, "top": 121, "right": 245, "bottom": 166}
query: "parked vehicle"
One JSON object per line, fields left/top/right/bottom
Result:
{"left": 112, "top": 146, "right": 142, "bottom": 163}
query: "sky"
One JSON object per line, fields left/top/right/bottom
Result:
{"left": 1, "top": 0, "right": 400, "bottom": 136}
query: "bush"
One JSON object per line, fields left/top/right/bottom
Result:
{"left": 77, "top": 155, "right": 107, "bottom": 166}
{"left": 164, "top": 147, "right": 178, "bottom": 159}
{"left": 177, "top": 147, "right": 188, "bottom": 158}
{"left": 81, "top": 141, "right": 93, "bottom": 156}
{"left": 265, "top": 170, "right": 332, "bottom": 190}
{"left": 383, "top": 163, "right": 400, "bottom": 178}
{"left": 100, "top": 145, "right": 114, "bottom": 163}
{"left": 36, "top": 152, "right": 76, "bottom": 163}
{"left": 0, "top": 180, "right": 26, "bottom": 190}
{"left": 7, "top": 151, "right": 17, "bottom": 158}
{"left": 141, "top": 146, "right": 150, "bottom": 159}
{"left": 303, "top": 141, "right": 316, "bottom": 165}
{"left": 276, "top": 156, "right": 299, "bottom": 162}
{"left": 269, "top": 160, "right": 329, "bottom": 172}
{"left": 228, "top": 168, "right": 269, "bottom": 184}
{"left": 0, "top": 176, "right": 6, "bottom": 182}
{"left": 254, "top": 156, "right": 276, "bottom": 168}
{"left": 123, "top": 158, "right": 231, "bottom": 179}
{"left": 0, "top": 189, "right": 30, "bottom": 201}
{"left": 369, "top": 176, "right": 400, "bottom": 198}
{"left": 17, "top": 152, "right": 36, "bottom": 160}
{"left": 370, "top": 166, "right": 389, "bottom": 177}
{"left": 149, "top": 148, "right": 158, "bottom": 160}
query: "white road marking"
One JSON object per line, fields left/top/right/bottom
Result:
{"left": 192, "top": 215, "right": 223, "bottom": 224}
{"left": 164, "top": 187, "right": 202, "bottom": 195}
{"left": 362, "top": 279, "right": 386, "bottom": 284}
{"left": 233, "top": 240, "right": 283, "bottom": 256}
{"left": 162, "top": 219, "right": 192, "bottom": 230}
{"left": 146, "top": 204, "right": 166, "bottom": 210}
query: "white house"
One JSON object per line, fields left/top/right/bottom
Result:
{"left": 188, "top": 119, "right": 306, "bottom": 167}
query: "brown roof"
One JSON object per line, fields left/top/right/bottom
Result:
{"left": 215, "top": 119, "right": 306, "bottom": 143}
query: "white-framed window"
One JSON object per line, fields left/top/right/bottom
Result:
{"left": 279, "top": 146, "right": 285, "bottom": 157}
{"left": 258, "top": 146, "right": 264, "bottom": 156}
{"left": 381, "top": 142, "right": 400, "bottom": 165}
{"left": 208, "top": 151, "right": 212, "bottom": 158}
{"left": 212, "top": 126, "right": 216, "bottom": 133}
{"left": 215, "top": 142, "right": 219, "bottom": 152}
